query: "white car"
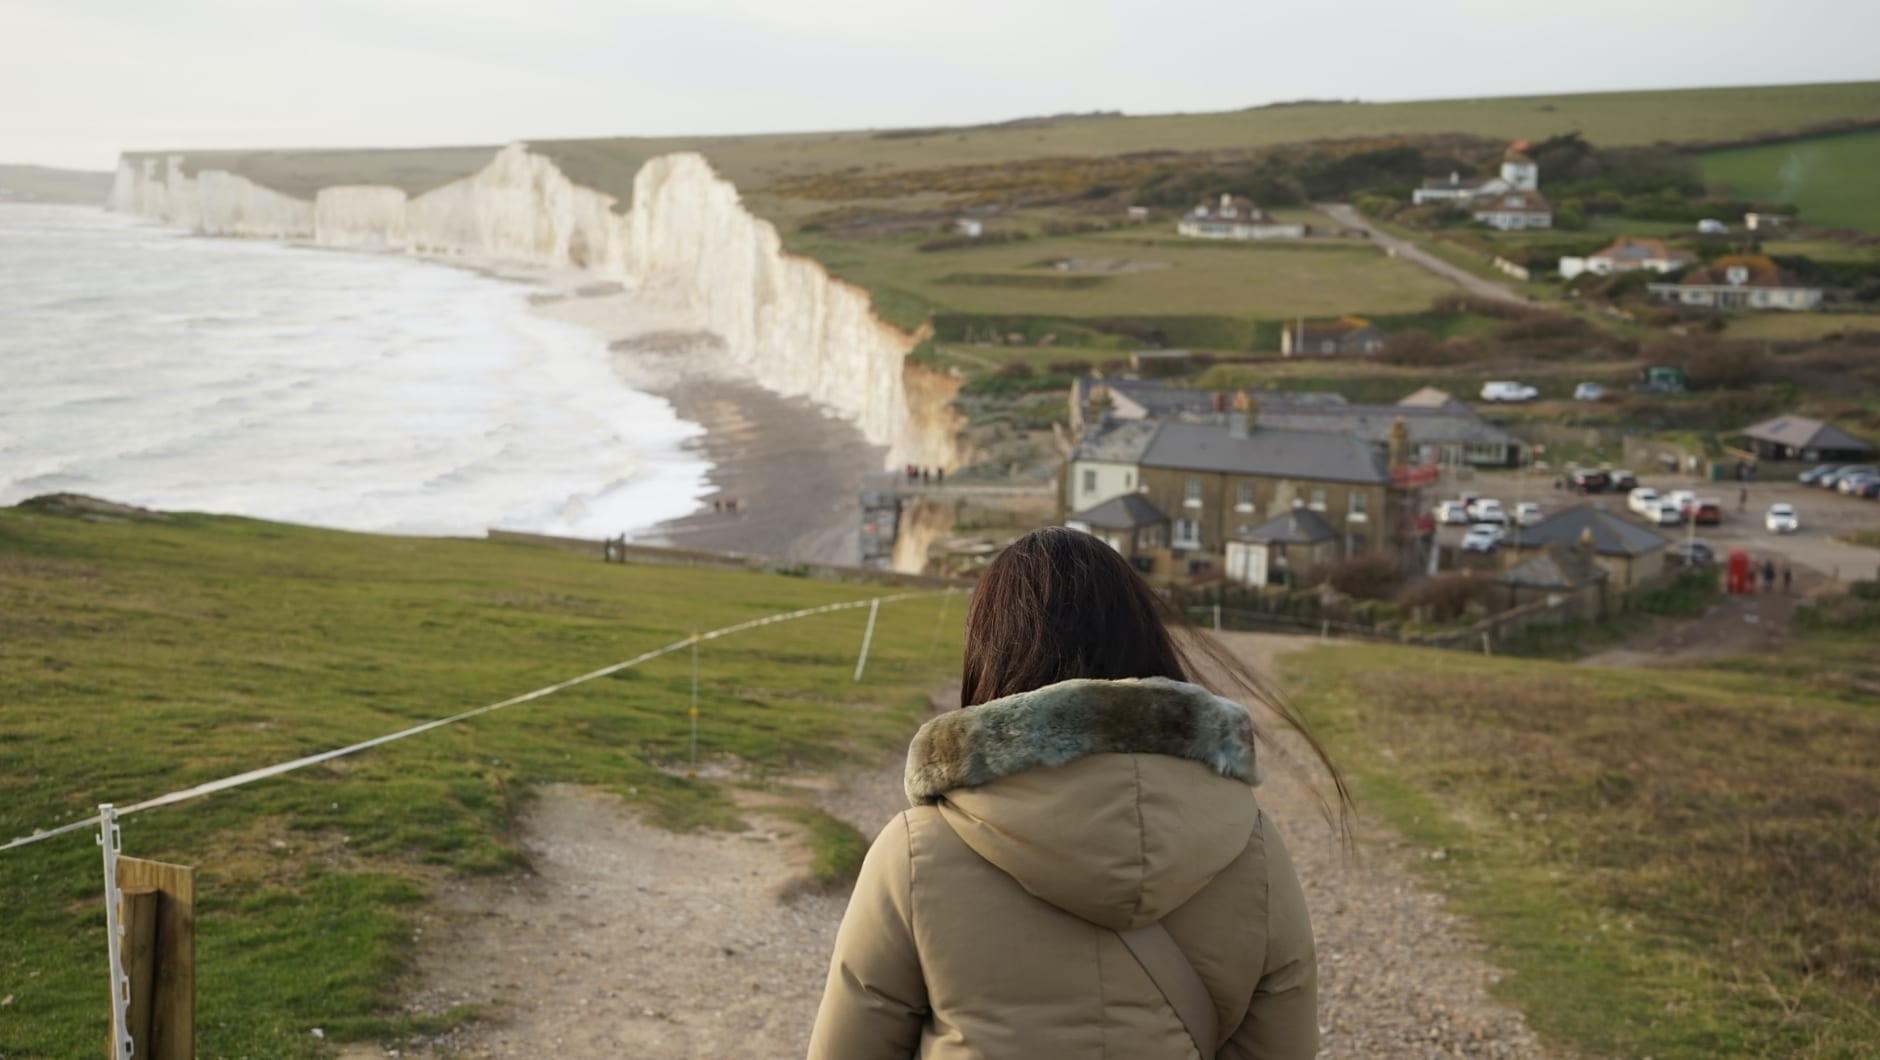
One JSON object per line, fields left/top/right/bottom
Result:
{"left": 1766, "top": 503, "right": 1799, "bottom": 534}
{"left": 1481, "top": 381, "right": 1539, "bottom": 403}
{"left": 1461, "top": 524, "right": 1504, "bottom": 552}
{"left": 1664, "top": 489, "right": 1697, "bottom": 517}
{"left": 1627, "top": 487, "right": 1661, "bottom": 516}
{"left": 1649, "top": 502, "right": 1684, "bottom": 527}
{"left": 1573, "top": 382, "right": 1606, "bottom": 401}
{"left": 1515, "top": 502, "right": 1544, "bottom": 527}
{"left": 1469, "top": 499, "right": 1507, "bottom": 525}
{"left": 1436, "top": 500, "right": 1471, "bottom": 525}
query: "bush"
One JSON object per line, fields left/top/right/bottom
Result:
{"left": 1399, "top": 573, "right": 1496, "bottom": 623}
{"left": 1301, "top": 553, "right": 1404, "bottom": 601}
{"left": 995, "top": 361, "right": 1034, "bottom": 379}
{"left": 1046, "top": 359, "right": 1093, "bottom": 376}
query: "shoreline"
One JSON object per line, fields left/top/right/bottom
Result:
{"left": 530, "top": 283, "right": 881, "bottom": 567}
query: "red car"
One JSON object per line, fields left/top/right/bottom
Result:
{"left": 1693, "top": 500, "right": 1723, "bottom": 526}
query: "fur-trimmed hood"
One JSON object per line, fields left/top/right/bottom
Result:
{"left": 903, "top": 677, "right": 1263, "bottom": 929}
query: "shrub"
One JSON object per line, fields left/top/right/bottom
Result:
{"left": 1399, "top": 572, "right": 1496, "bottom": 623}
{"left": 1046, "top": 359, "right": 1093, "bottom": 376}
{"left": 1302, "top": 553, "right": 1404, "bottom": 601}
{"left": 995, "top": 361, "right": 1034, "bottom": 379}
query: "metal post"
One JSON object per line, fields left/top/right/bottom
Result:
{"left": 1212, "top": 603, "right": 1221, "bottom": 632}
{"left": 853, "top": 597, "right": 882, "bottom": 682}
{"left": 688, "top": 633, "right": 699, "bottom": 777}
{"left": 99, "top": 804, "right": 133, "bottom": 1060}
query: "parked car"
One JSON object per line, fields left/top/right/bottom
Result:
{"left": 1798, "top": 464, "right": 1844, "bottom": 486}
{"left": 1569, "top": 468, "right": 1610, "bottom": 493}
{"left": 1573, "top": 382, "right": 1607, "bottom": 401}
{"left": 1693, "top": 499, "right": 1723, "bottom": 526}
{"left": 1836, "top": 470, "right": 1880, "bottom": 495}
{"left": 1671, "top": 539, "right": 1716, "bottom": 566}
{"left": 1470, "top": 499, "right": 1508, "bottom": 525}
{"left": 1766, "top": 503, "right": 1799, "bottom": 533}
{"left": 1649, "top": 502, "right": 1684, "bottom": 527}
{"left": 1515, "top": 501, "right": 1544, "bottom": 527}
{"left": 1665, "top": 489, "right": 1698, "bottom": 516}
{"left": 1857, "top": 479, "right": 1880, "bottom": 500}
{"left": 1627, "top": 487, "right": 1661, "bottom": 515}
{"left": 1481, "top": 381, "right": 1539, "bottom": 403}
{"left": 1821, "top": 465, "right": 1875, "bottom": 490}
{"left": 1608, "top": 469, "right": 1638, "bottom": 492}
{"left": 1461, "top": 524, "right": 1504, "bottom": 552}
{"left": 1436, "top": 500, "right": 1471, "bottom": 525}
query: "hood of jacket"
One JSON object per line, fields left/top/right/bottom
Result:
{"left": 904, "top": 676, "right": 1261, "bottom": 930}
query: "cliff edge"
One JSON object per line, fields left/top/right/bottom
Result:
{"left": 109, "top": 144, "right": 965, "bottom": 469}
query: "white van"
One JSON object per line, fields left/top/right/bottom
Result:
{"left": 1481, "top": 381, "right": 1539, "bottom": 402}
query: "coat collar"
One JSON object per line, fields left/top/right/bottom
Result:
{"left": 905, "top": 676, "right": 1259, "bottom": 805}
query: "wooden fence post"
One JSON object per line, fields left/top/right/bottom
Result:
{"left": 114, "top": 857, "right": 196, "bottom": 1060}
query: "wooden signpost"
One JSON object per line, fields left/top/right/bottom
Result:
{"left": 110, "top": 856, "right": 195, "bottom": 1060}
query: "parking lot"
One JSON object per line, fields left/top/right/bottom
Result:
{"left": 1431, "top": 468, "right": 1880, "bottom": 583}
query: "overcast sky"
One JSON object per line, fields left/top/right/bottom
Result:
{"left": 3, "top": 0, "right": 1875, "bottom": 170}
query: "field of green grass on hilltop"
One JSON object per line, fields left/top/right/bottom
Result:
{"left": 788, "top": 227, "right": 1458, "bottom": 334}
{"left": 1283, "top": 609, "right": 1880, "bottom": 1059}
{"left": 0, "top": 502, "right": 960, "bottom": 1058}
{"left": 1699, "top": 130, "right": 1880, "bottom": 233}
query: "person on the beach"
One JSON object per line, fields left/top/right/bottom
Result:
{"left": 1761, "top": 558, "right": 1777, "bottom": 593}
{"left": 809, "top": 527, "right": 1339, "bottom": 1059}
{"left": 1783, "top": 566, "right": 1793, "bottom": 593}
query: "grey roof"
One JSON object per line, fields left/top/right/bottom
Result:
{"left": 1511, "top": 505, "right": 1668, "bottom": 557}
{"left": 1496, "top": 545, "right": 1610, "bottom": 590}
{"left": 1235, "top": 507, "right": 1337, "bottom": 545}
{"left": 1741, "top": 414, "right": 1875, "bottom": 454}
{"left": 1071, "top": 419, "right": 1160, "bottom": 464}
{"left": 1071, "top": 493, "right": 1168, "bottom": 530}
{"left": 1140, "top": 422, "right": 1389, "bottom": 485}
{"left": 1085, "top": 377, "right": 1226, "bottom": 420}
{"left": 1254, "top": 401, "right": 1520, "bottom": 449}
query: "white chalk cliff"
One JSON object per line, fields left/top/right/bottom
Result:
{"left": 109, "top": 145, "right": 963, "bottom": 468}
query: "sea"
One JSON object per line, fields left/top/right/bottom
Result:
{"left": 0, "top": 205, "right": 709, "bottom": 537}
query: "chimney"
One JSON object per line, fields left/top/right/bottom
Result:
{"left": 1212, "top": 390, "right": 1227, "bottom": 413}
{"left": 1576, "top": 526, "right": 1597, "bottom": 556}
{"left": 1387, "top": 417, "right": 1410, "bottom": 471}
{"left": 1232, "top": 389, "right": 1251, "bottom": 412}
{"left": 1231, "top": 403, "right": 1254, "bottom": 439}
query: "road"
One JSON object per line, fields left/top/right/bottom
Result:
{"left": 1315, "top": 203, "right": 1529, "bottom": 308}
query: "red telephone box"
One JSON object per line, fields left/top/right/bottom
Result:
{"left": 1727, "top": 549, "right": 1752, "bottom": 595}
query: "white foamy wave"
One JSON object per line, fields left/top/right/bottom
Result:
{"left": 0, "top": 205, "right": 709, "bottom": 537}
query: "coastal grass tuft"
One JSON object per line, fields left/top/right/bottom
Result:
{"left": 1282, "top": 638, "right": 1880, "bottom": 1059}
{"left": 0, "top": 504, "right": 960, "bottom": 1058}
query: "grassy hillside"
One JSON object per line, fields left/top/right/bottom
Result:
{"left": 141, "top": 82, "right": 1880, "bottom": 212}
{"left": 0, "top": 501, "right": 960, "bottom": 1057}
{"left": 1699, "top": 130, "right": 1880, "bottom": 232}
{"left": 1286, "top": 608, "right": 1880, "bottom": 1059}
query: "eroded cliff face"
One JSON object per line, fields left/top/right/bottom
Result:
{"left": 109, "top": 145, "right": 965, "bottom": 469}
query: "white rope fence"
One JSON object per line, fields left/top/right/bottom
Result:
{"left": 1, "top": 589, "right": 950, "bottom": 856}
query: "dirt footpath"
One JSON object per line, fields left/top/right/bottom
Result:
{"left": 368, "top": 638, "right": 1551, "bottom": 1059}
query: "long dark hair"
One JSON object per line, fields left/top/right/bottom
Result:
{"left": 961, "top": 527, "right": 1352, "bottom": 830}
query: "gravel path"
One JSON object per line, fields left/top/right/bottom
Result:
{"left": 366, "top": 639, "right": 1554, "bottom": 1059}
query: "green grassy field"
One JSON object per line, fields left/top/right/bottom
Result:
{"left": 0, "top": 502, "right": 960, "bottom": 1057}
{"left": 1699, "top": 130, "right": 1880, "bottom": 232}
{"left": 790, "top": 226, "right": 1458, "bottom": 332}
{"left": 1723, "top": 311, "right": 1880, "bottom": 340}
{"left": 1285, "top": 607, "right": 1880, "bottom": 1059}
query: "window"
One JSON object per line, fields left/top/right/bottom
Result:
{"left": 1349, "top": 534, "right": 1369, "bottom": 555}
{"left": 1124, "top": 471, "right": 1133, "bottom": 489}
{"left": 1140, "top": 524, "right": 1163, "bottom": 549}
{"left": 1309, "top": 488, "right": 1326, "bottom": 511}
{"left": 1349, "top": 491, "right": 1368, "bottom": 521}
{"left": 1235, "top": 483, "right": 1255, "bottom": 512}
{"left": 1081, "top": 469, "right": 1097, "bottom": 494}
{"left": 1173, "top": 519, "right": 1201, "bottom": 550}
{"left": 1183, "top": 478, "right": 1202, "bottom": 508}
{"left": 1292, "top": 487, "right": 1306, "bottom": 508}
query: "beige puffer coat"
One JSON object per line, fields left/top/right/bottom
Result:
{"left": 808, "top": 676, "right": 1317, "bottom": 1059}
